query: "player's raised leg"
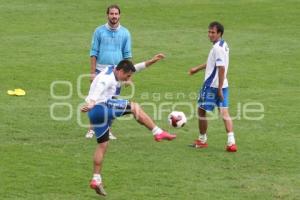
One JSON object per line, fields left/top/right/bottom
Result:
{"left": 130, "top": 102, "right": 176, "bottom": 141}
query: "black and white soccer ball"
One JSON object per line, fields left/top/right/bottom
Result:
{"left": 168, "top": 111, "right": 187, "bottom": 128}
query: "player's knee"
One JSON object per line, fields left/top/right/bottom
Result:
{"left": 130, "top": 102, "right": 140, "bottom": 114}
{"left": 220, "top": 108, "right": 230, "bottom": 119}
{"left": 198, "top": 107, "right": 206, "bottom": 117}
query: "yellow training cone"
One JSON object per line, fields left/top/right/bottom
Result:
{"left": 7, "top": 90, "right": 16, "bottom": 95}
{"left": 14, "top": 88, "right": 26, "bottom": 96}
{"left": 7, "top": 88, "right": 26, "bottom": 96}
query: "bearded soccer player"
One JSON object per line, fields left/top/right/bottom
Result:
{"left": 87, "top": 4, "right": 131, "bottom": 139}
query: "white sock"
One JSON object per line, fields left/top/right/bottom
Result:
{"left": 152, "top": 126, "right": 163, "bottom": 135}
{"left": 227, "top": 132, "right": 235, "bottom": 145}
{"left": 198, "top": 133, "right": 207, "bottom": 143}
{"left": 93, "top": 174, "right": 102, "bottom": 183}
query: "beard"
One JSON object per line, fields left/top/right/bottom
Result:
{"left": 109, "top": 18, "right": 119, "bottom": 25}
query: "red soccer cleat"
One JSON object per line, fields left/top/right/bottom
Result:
{"left": 226, "top": 144, "right": 237, "bottom": 152}
{"left": 192, "top": 139, "right": 208, "bottom": 148}
{"left": 154, "top": 131, "right": 176, "bottom": 142}
{"left": 90, "top": 180, "right": 107, "bottom": 196}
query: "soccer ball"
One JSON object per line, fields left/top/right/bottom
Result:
{"left": 168, "top": 111, "right": 187, "bottom": 128}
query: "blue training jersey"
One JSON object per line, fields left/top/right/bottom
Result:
{"left": 90, "top": 24, "right": 132, "bottom": 66}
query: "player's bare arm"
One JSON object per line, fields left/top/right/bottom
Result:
{"left": 217, "top": 66, "right": 225, "bottom": 101}
{"left": 90, "top": 56, "right": 97, "bottom": 82}
{"left": 188, "top": 63, "right": 207, "bottom": 75}
{"left": 145, "top": 53, "right": 165, "bottom": 67}
{"left": 123, "top": 53, "right": 166, "bottom": 86}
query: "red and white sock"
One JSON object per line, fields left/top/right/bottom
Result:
{"left": 151, "top": 126, "right": 163, "bottom": 135}
{"left": 227, "top": 132, "right": 235, "bottom": 145}
{"left": 198, "top": 133, "right": 207, "bottom": 143}
{"left": 93, "top": 174, "right": 102, "bottom": 183}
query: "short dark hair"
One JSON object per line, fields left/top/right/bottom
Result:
{"left": 106, "top": 4, "right": 121, "bottom": 14}
{"left": 209, "top": 21, "right": 224, "bottom": 36}
{"left": 116, "top": 60, "right": 136, "bottom": 73}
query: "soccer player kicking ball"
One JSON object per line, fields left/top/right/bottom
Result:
{"left": 85, "top": 53, "right": 166, "bottom": 139}
{"left": 188, "top": 21, "right": 237, "bottom": 152}
{"left": 81, "top": 60, "right": 176, "bottom": 196}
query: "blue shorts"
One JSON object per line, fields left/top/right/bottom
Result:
{"left": 197, "top": 86, "right": 229, "bottom": 112}
{"left": 88, "top": 99, "right": 131, "bottom": 139}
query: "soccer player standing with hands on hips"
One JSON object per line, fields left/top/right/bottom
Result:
{"left": 81, "top": 60, "right": 176, "bottom": 196}
{"left": 86, "top": 4, "right": 131, "bottom": 140}
{"left": 189, "top": 21, "right": 237, "bottom": 152}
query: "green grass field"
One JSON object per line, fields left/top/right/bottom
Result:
{"left": 1, "top": 0, "right": 300, "bottom": 199}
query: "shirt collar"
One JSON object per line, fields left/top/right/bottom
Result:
{"left": 213, "top": 39, "right": 223, "bottom": 45}
{"left": 105, "top": 23, "right": 121, "bottom": 31}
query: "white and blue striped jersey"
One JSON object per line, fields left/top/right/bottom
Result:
{"left": 204, "top": 40, "right": 229, "bottom": 88}
{"left": 85, "top": 66, "right": 118, "bottom": 104}
{"left": 90, "top": 23, "right": 132, "bottom": 71}
{"left": 85, "top": 62, "right": 146, "bottom": 104}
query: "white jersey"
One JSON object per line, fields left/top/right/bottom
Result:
{"left": 204, "top": 40, "right": 229, "bottom": 88}
{"left": 85, "top": 66, "right": 119, "bottom": 104}
{"left": 85, "top": 62, "right": 146, "bottom": 104}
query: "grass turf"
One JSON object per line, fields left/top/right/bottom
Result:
{"left": 0, "top": 0, "right": 299, "bottom": 199}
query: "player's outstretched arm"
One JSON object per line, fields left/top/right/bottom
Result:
{"left": 134, "top": 53, "right": 165, "bottom": 72}
{"left": 145, "top": 53, "right": 165, "bottom": 67}
{"left": 188, "top": 63, "right": 207, "bottom": 75}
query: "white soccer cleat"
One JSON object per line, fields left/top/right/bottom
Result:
{"left": 85, "top": 129, "right": 95, "bottom": 139}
